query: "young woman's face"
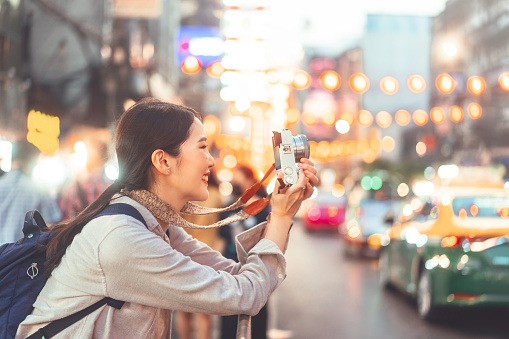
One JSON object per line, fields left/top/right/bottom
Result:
{"left": 171, "top": 118, "right": 215, "bottom": 202}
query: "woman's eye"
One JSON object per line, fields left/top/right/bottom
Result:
{"left": 201, "top": 145, "right": 208, "bottom": 149}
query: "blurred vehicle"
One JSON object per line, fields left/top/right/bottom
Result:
{"left": 376, "top": 166, "right": 509, "bottom": 320}
{"left": 301, "top": 192, "right": 346, "bottom": 232}
{"left": 340, "top": 185, "right": 401, "bottom": 257}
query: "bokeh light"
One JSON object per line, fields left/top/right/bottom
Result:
{"left": 335, "top": 120, "right": 350, "bottom": 134}
{"left": 181, "top": 56, "right": 201, "bottom": 74}
{"left": 450, "top": 105, "right": 464, "bottom": 123}
{"left": 412, "top": 109, "right": 428, "bottom": 126}
{"left": 319, "top": 71, "right": 341, "bottom": 91}
{"left": 436, "top": 73, "right": 455, "bottom": 94}
{"left": 382, "top": 136, "right": 396, "bottom": 152}
{"left": 358, "top": 110, "right": 373, "bottom": 127}
{"left": 499, "top": 72, "right": 509, "bottom": 91}
{"left": 376, "top": 111, "right": 393, "bottom": 128}
{"left": 430, "top": 107, "right": 445, "bottom": 124}
{"left": 302, "top": 112, "right": 317, "bottom": 125}
{"left": 407, "top": 74, "right": 426, "bottom": 93}
{"left": 467, "top": 76, "right": 486, "bottom": 96}
{"left": 349, "top": 73, "right": 370, "bottom": 93}
{"left": 397, "top": 183, "right": 410, "bottom": 197}
{"left": 332, "top": 184, "right": 345, "bottom": 197}
{"left": 206, "top": 61, "right": 225, "bottom": 78}
{"left": 468, "top": 103, "right": 482, "bottom": 119}
{"left": 286, "top": 108, "right": 300, "bottom": 124}
{"left": 395, "top": 109, "right": 411, "bottom": 126}
{"left": 380, "top": 76, "right": 399, "bottom": 95}
{"left": 293, "top": 70, "right": 311, "bottom": 90}
{"left": 339, "top": 112, "right": 355, "bottom": 126}
{"left": 416, "top": 141, "right": 427, "bottom": 156}
{"left": 322, "top": 112, "right": 336, "bottom": 126}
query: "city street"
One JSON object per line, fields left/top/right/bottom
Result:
{"left": 269, "top": 220, "right": 509, "bottom": 339}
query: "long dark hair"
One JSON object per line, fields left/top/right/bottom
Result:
{"left": 45, "top": 98, "right": 201, "bottom": 275}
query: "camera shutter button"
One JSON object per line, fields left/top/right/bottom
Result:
{"left": 284, "top": 167, "right": 293, "bottom": 175}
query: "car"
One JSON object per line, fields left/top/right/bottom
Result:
{"left": 340, "top": 185, "right": 401, "bottom": 257}
{"left": 375, "top": 169, "right": 509, "bottom": 320}
{"left": 301, "top": 193, "right": 346, "bottom": 232}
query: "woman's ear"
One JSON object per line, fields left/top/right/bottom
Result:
{"left": 151, "top": 149, "right": 172, "bottom": 175}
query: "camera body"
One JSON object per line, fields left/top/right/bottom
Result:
{"left": 272, "top": 129, "right": 310, "bottom": 186}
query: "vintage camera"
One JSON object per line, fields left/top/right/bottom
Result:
{"left": 272, "top": 129, "right": 310, "bottom": 186}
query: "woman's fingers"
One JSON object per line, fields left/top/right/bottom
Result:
{"left": 273, "top": 172, "right": 287, "bottom": 195}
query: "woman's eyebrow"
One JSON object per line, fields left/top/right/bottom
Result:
{"left": 198, "top": 137, "right": 207, "bottom": 143}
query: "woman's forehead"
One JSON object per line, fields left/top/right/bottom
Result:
{"left": 189, "top": 118, "right": 206, "bottom": 141}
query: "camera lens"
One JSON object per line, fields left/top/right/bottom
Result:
{"left": 292, "top": 134, "right": 310, "bottom": 161}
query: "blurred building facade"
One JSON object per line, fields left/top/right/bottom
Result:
{"left": 430, "top": 0, "right": 509, "bottom": 166}
{"left": 0, "top": 0, "right": 28, "bottom": 139}
{"left": 361, "top": 14, "right": 433, "bottom": 163}
{"left": 0, "top": 0, "right": 182, "bottom": 138}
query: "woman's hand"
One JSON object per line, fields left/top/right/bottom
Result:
{"left": 263, "top": 159, "right": 318, "bottom": 251}
{"left": 270, "top": 158, "right": 318, "bottom": 221}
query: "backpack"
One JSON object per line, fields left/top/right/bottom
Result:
{"left": 0, "top": 203, "right": 147, "bottom": 339}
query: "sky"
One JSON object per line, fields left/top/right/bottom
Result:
{"left": 272, "top": 0, "right": 448, "bottom": 57}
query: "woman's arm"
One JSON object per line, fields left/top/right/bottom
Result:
{"left": 98, "top": 223, "right": 285, "bottom": 316}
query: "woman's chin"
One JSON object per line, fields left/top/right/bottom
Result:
{"left": 195, "top": 190, "right": 209, "bottom": 202}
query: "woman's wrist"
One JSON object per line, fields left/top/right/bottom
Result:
{"left": 266, "top": 212, "right": 293, "bottom": 232}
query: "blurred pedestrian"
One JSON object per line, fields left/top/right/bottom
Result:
{"left": 219, "top": 164, "right": 271, "bottom": 339}
{"left": 16, "top": 98, "right": 318, "bottom": 338}
{"left": 0, "top": 139, "right": 62, "bottom": 244}
{"left": 58, "top": 137, "right": 111, "bottom": 220}
{"left": 176, "top": 169, "right": 223, "bottom": 339}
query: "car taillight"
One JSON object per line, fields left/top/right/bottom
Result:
{"left": 441, "top": 235, "right": 463, "bottom": 248}
{"left": 328, "top": 206, "right": 339, "bottom": 218}
{"left": 347, "top": 225, "right": 361, "bottom": 239}
{"left": 308, "top": 208, "right": 321, "bottom": 221}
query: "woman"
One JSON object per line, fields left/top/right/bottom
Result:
{"left": 16, "top": 98, "right": 318, "bottom": 338}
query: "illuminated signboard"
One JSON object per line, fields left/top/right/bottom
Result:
{"left": 177, "top": 26, "right": 223, "bottom": 67}
{"left": 26, "top": 110, "right": 60, "bottom": 154}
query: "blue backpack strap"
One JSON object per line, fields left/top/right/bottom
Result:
{"left": 93, "top": 203, "right": 147, "bottom": 228}
{"left": 25, "top": 204, "right": 148, "bottom": 339}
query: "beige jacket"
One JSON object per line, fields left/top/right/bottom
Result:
{"left": 16, "top": 195, "right": 286, "bottom": 338}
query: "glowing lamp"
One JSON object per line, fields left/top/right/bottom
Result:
{"left": 292, "top": 70, "right": 311, "bottom": 90}
{"left": 349, "top": 73, "right": 370, "bottom": 93}
{"left": 395, "top": 109, "right": 410, "bottom": 126}
{"left": 206, "top": 61, "right": 225, "bottom": 78}
{"left": 286, "top": 108, "right": 300, "bottom": 124}
{"left": 358, "top": 110, "right": 373, "bottom": 127}
{"left": 499, "top": 72, "right": 509, "bottom": 91}
{"left": 467, "top": 76, "right": 486, "bottom": 96}
{"left": 407, "top": 74, "right": 426, "bottom": 93}
{"left": 468, "top": 103, "right": 482, "bottom": 119}
{"left": 450, "top": 106, "right": 464, "bottom": 123}
{"left": 380, "top": 76, "right": 399, "bottom": 95}
{"left": 376, "top": 111, "right": 392, "bottom": 128}
{"left": 430, "top": 107, "right": 445, "bottom": 124}
{"left": 181, "top": 56, "right": 201, "bottom": 74}
{"left": 382, "top": 136, "right": 395, "bottom": 152}
{"left": 322, "top": 112, "right": 336, "bottom": 126}
{"left": 340, "top": 112, "right": 354, "bottom": 126}
{"left": 302, "top": 112, "right": 317, "bottom": 125}
{"left": 319, "top": 71, "right": 341, "bottom": 91}
{"left": 436, "top": 74, "right": 455, "bottom": 94}
{"left": 413, "top": 109, "right": 428, "bottom": 126}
